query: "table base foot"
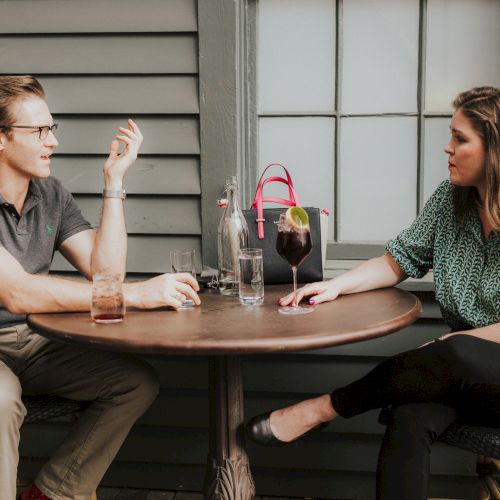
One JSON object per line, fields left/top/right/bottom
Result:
{"left": 205, "top": 457, "right": 255, "bottom": 500}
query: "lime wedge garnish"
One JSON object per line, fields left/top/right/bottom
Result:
{"left": 285, "top": 206, "right": 310, "bottom": 229}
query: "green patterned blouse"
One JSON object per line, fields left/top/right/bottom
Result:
{"left": 386, "top": 180, "right": 499, "bottom": 332}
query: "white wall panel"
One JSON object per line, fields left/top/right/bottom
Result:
{"left": 426, "top": 0, "right": 500, "bottom": 111}
{"left": 258, "top": 0, "right": 336, "bottom": 113}
{"left": 342, "top": 0, "right": 419, "bottom": 113}
{"left": 258, "top": 117, "right": 335, "bottom": 238}
{"left": 339, "top": 117, "right": 417, "bottom": 242}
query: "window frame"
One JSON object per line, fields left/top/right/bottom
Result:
{"left": 199, "top": 0, "right": 457, "bottom": 265}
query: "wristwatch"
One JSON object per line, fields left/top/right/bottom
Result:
{"left": 103, "top": 188, "right": 126, "bottom": 200}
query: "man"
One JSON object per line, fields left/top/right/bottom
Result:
{"left": 0, "top": 76, "right": 201, "bottom": 500}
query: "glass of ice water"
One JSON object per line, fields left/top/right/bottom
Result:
{"left": 238, "top": 248, "right": 264, "bottom": 306}
{"left": 170, "top": 249, "right": 196, "bottom": 307}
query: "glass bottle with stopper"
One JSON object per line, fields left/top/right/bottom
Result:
{"left": 217, "top": 176, "right": 249, "bottom": 295}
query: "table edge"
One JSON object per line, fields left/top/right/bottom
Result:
{"left": 27, "top": 291, "right": 423, "bottom": 355}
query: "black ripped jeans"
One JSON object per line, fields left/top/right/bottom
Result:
{"left": 330, "top": 334, "right": 500, "bottom": 500}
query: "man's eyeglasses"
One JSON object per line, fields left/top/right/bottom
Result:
{"left": 0, "top": 124, "right": 59, "bottom": 141}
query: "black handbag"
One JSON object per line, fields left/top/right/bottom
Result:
{"left": 243, "top": 164, "right": 323, "bottom": 285}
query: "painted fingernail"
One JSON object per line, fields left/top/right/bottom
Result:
{"left": 277, "top": 299, "right": 282, "bottom": 304}
{"left": 309, "top": 299, "right": 316, "bottom": 305}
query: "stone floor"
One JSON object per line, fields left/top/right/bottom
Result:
{"left": 94, "top": 491, "right": 319, "bottom": 500}
{"left": 94, "top": 490, "right": 464, "bottom": 500}
{"left": 15, "top": 484, "right": 467, "bottom": 500}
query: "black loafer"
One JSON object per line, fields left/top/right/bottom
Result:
{"left": 246, "top": 410, "right": 329, "bottom": 447}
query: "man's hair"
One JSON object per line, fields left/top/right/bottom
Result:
{"left": 0, "top": 75, "right": 45, "bottom": 130}
{"left": 452, "top": 86, "right": 500, "bottom": 232}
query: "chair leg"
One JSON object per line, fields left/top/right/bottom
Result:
{"left": 477, "top": 478, "right": 492, "bottom": 500}
{"left": 484, "top": 476, "right": 500, "bottom": 500}
{"left": 477, "top": 456, "right": 500, "bottom": 500}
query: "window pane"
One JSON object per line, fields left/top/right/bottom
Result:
{"left": 342, "top": 0, "right": 419, "bottom": 113}
{"left": 339, "top": 117, "right": 417, "bottom": 242}
{"left": 258, "top": 0, "right": 336, "bottom": 113}
{"left": 423, "top": 118, "right": 451, "bottom": 203}
{"left": 258, "top": 117, "right": 335, "bottom": 238}
{"left": 426, "top": 0, "right": 500, "bottom": 112}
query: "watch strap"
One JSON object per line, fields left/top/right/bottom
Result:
{"left": 103, "top": 188, "right": 126, "bottom": 200}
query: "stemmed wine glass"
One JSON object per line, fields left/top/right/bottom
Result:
{"left": 276, "top": 209, "right": 313, "bottom": 315}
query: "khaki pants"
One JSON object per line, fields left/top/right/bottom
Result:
{"left": 0, "top": 324, "right": 159, "bottom": 500}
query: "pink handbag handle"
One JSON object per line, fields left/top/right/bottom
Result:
{"left": 250, "top": 163, "right": 301, "bottom": 239}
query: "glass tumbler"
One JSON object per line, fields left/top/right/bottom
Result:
{"left": 91, "top": 273, "right": 125, "bottom": 323}
{"left": 170, "top": 249, "right": 196, "bottom": 307}
{"left": 238, "top": 248, "right": 264, "bottom": 305}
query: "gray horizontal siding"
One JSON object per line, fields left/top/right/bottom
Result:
{"left": 0, "top": 34, "right": 197, "bottom": 74}
{"left": 248, "top": 467, "right": 476, "bottom": 500}
{"left": 20, "top": 422, "right": 474, "bottom": 477}
{"left": 74, "top": 196, "right": 202, "bottom": 235}
{"left": 40, "top": 76, "right": 199, "bottom": 114}
{"left": 52, "top": 117, "right": 199, "bottom": 155}
{"left": 0, "top": 0, "right": 203, "bottom": 280}
{"left": 52, "top": 235, "right": 202, "bottom": 273}
{"left": 50, "top": 156, "right": 201, "bottom": 195}
{"left": 18, "top": 459, "right": 478, "bottom": 499}
{"left": 0, "top": 0, "right": 197, "bottom": 33}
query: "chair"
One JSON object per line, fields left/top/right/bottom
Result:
{"left": 20, "top": 395, "right": 97, "bottom": 500}
{"left": 378, "top": 408, "right": 500, "bottom": 500}
{"left": 22, "top": 394, "right": 85, "bottom": 423}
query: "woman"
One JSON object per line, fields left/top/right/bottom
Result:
{"left": 247, "top": 86, "right": 500, "bottom": 500}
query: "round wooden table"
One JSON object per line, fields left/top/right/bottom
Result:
{"left": 28, "top": 285, "right": 421, "bottom": 500}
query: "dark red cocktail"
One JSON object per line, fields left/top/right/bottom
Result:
{"left": 276, "top": 209, "right": 314, "bottom": 315}
{"left": 276, "top": 228, "right": 312, "bottom": 267}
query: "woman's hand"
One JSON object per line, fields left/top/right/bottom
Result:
{"left": 279, "top": 280, "right": 341, "bottom": 307}
{"left": 129, "top": 273, "right": 201, "bottom": 310}
{"left": 103, "top": 119, "right": 143, "bottom": 187}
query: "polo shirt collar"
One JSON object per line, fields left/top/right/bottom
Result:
{"left": 0, "top": 180, "right": 42, "bottom": 222}
{"left": 23, "top": 179, "right": 42, "bottom": 213}
{"left": 0, "top": 179, "right": 41, "bottom": 204}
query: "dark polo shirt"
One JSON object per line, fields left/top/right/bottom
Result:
{"left": 0, "top": 176, "right": 92, "bottom": 328}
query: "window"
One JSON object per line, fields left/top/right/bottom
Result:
{"left": 256, "top": 0, "right": 500, "bottom": 252}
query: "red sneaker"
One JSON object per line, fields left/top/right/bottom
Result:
{"left": 19, "top": 484, "right": 51, "bottom": 500}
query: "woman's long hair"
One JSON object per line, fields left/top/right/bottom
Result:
{"left": 452, "top": 87, "right": 500, "bottom": 231}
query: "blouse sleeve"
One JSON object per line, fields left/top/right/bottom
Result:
{"left": 386, "top": 180, "right": 451, "bottom": 279}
